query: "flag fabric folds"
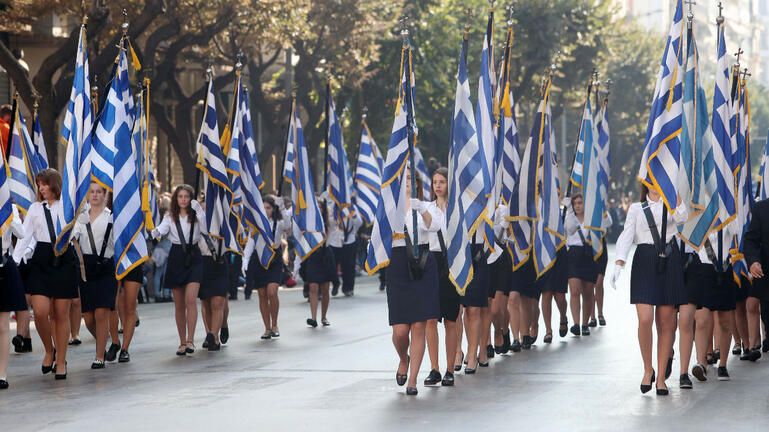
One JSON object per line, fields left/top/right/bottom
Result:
{"left": 132, "top": 87, "right": 158, "bottom": 232}
{"left": 233, "top": 81, "right": 275, "bottom": 268}
{"left": 760, "top": 129, "right": 769, "bottom": 201}
{"left": 580, "top": 96, "right": 605, "bottom": 259}
{"left": 57, "top": 25, "right": 94, "bottom": 254}
{"left": 32, "top": 111, "right": 49, "bottom": 170}
{"left": 731, "top": 79, "right": 752, "bottom": 280}
{"left": 354, "top": 122, "right": 383, "bottom": 225}
{"left": 326, "top": 86, "right": 354, "bottom": 221}
{"left": 111, "top": 47, "right": 148, "bottom": 279}
{"left": 284, "top": 99, "right": 325, "bottom": 261}
{"left": 8, "top": 108, "right": 38, "bottom": 214}
{"left": 475, "top": 12, "right": 496, "bottom": 250}
{"left": 638, "top": 0, "right": 685, "bottom": 212}
{"left": 497, "top": 24, "right": 520, "bottom": 207}
{"left": 413, "top": 146, "right": 431, "bottom": 200}
{"left": 445, "top": 36, "right": 478, "bottom": 294}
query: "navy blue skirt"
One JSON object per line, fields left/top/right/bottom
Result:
{"left": 511, "top": 258, "right": 544, "bottom": 300}
{"left": 461, "top": 244, "right": 490, "bottom": 307}
{"left": 26, "top": 242, "right": 79, "bottom": 299}
{"left": 79, "top": 255, "right": 118, "bottom": 312}
{"left": 247, "top": 247, "right": 283, "bottom": 289}
{"left": 683, "top": 257, "right": 710, "bottom": 308}
{"left": 702, "top": 266, "right": 738, "bottom": 311}
{"left": 0, "top": 256, "right": 28, "bottom": 312}
{"left": 567, "top": 245, "right": 599, "bottom": 283}
{"left": 630, "top": 244, "right": 685, "bottom": 306}
{"left": 300, "top": 246, "right": 336, "bottom": 284}
{"left": 596, "top": 237, "right": 609, "bottom": 275}
{"left": 199, "top": 256, "right": 229, "bottom": 299}
{"left": 164, "top": 244, "right": 203, "bottom": 289}
{"left": 432, "top": 251, "right": 461, "bottom": 322}
{"left": 490, "top": 248, "right": 512, "bottom": 296}
{"left": 385, "top": 246, "right": 440, "bottom": 325}
{"left": 543, "top": 246, "right": 568, "bottom": 294}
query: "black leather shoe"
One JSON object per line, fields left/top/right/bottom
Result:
{"left": 331, "top": 284, "right": 340, "bottom": 296}
{"left": 749, "top": 349, "right": 762, "bottom": 362}
{"left": 220, "top": 327, "right": 229, "bottom": 344}
{"left": 68, "top": 338, "right": 82, "bottom": 346}
{"left": 406, "top": 387, "right": 418, "bottom": 396}
{"left": 559, "top": 320, "right": 568, "bottom": 337}
{"left": 55, "top": 362, "right": 67, "bottom": 380}
{"left": 640, "top": 370, "right": 655, "bottom": 394}
{"left": 478, "top": 359, "right": 489, "bottom": 367}
{"left": 0, "top": 379, "right": 8, "bottom": 389}
{"left": 118, "top": 350, "right": 130, "bottom": 363}
{"left": 762, "top": 339, "right": 769, "bottom": 353}
{"left": 511, "top": 340, "right": 522, "bottom": 352}
{"left": 11, "top": 335, "right": 23, "bottom": 353}
{"left": 486, "top": 344, "right": 495, "bottom": 359}
{"left": 679, "top": 373, "right": 692, "bottom": 389}
{"left": 581, "top": 325, "right": 590, "bottom": 336}
{"left": 588, "top": 318, "right": 597, "bottom": 328}
{"left": 543, "top": 333, "right": 553, "bottom": 344}
{"left": 521, "top": 336, "right": 532, "bottom": 350}
{"left": 691, "top": 364, "right": 707, "bottom": 382}
{"left": 665, "top": 352, "right": 674, "bottom": 379}
{"left": 598, "top": 315, "right": 606, "bottom": 326}
{"left": 732, "top": 344, "right": 742, "bottom": 355}
{"left": 22, "top": 337, "right": 32, "bottom": 353}
{"left": 570, "top": 325, "right": 580, "bottom": 336}
{"left": 202, "top": 340, "right": 210, "bottom": 349}
{"left": 91, "top": 359, "right": 105, "bottom": 369}
{"left": 502, "top": 332, "right": 511, "bottom": 353}
{"left": 205, "top": 333, "right": 216, "bottom": 348}
{"left": 441, "top": 372, "right": 454, "bottom": 386}
{"left": 423, "top": 369, "right": 441, "bottom": 385}
{"left": 306, "top": 318, "right": 318, "bottom": 328}
{"left": 42, "top": 363, "right": 54, "bottom": 374}
{"left": 464, "top": 366, "right": 476, "bottom": 374}
{"left": 208, "top": 342, "right": 221, "bottom": 352}
{"left": 396, "top": 356, "right": 409, "bottom": 386}
{"left": 105, "top": 343, "right": 120, "bottom": 362}
{"left": 656, "top": 385, "right": 669, "bottom": 396}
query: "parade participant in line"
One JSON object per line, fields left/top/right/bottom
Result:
{"left": 510, "top": 247, "right": 543, "bottom": 350}
{"left": 490, "top": 204, "right": 514, "bottom": 352}
{"left": 743, "top": 198, "right": 769, "bottom": 358}
{"left": 564, "top": 194, "right": 598, "bottom": 336}
{"left": 589, "top": 236, "right": 610, "bottom": 327}
{"left": 197, "top": 228, "right": 229, "bottom": 351}
{"left": 151, "top": 184, "right": 207, "bottom": 356}
{"left": 541, "top": 239, "right": 569, "bottom": 342}
{"left": 112, "top": 243, "right": 149, "bottom": 363}
{"left": 328, "top": 204, "right": 363, "bottom": 297}
{"left": 72, "top": 183, "right": 118, "bottom": 369}
{"left": 611, "top": 185, "right": 688, "bottom": 395}
{"left": 387, "top": 169, "right": 441, "bottom": 395}
{"left": 1, "top": 204, "right": 27, "bottom": 389}
{"left": 13, "top": 169, "right": 80, "bottom": 379}
{"left": 462, "top": 223, "right": 492, "bottom": 372}
{"left": 302, "top": 193, "right": 335, "bottom": 328}
{"left": 422, "top": 168, "right": 459, "bottom": 386}
{"left": 244, "top": 195, "right": 290, "bottom": 339}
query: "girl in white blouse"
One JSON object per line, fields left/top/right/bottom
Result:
{"left": 151, "top": 184, "right": 208, "bottom": 356}
{"left": 14, "top": 169, "right": 79, "bottom": 379}
{"left": 0, "top": 203, "right": 26, "bottom": 389}
{"left": 610, "top": 185, "right": 688, "bottom": 395}
{"left": 72, "top": 183, "right": 118, "bottom": 369}
{"left": 243, "top": 195, "right": 291, "bottom": 339}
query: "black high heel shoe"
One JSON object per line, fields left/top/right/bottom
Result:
{"left": 656, "top": 384, "right": 669, "bottom": 396}
{"left": 454, "top": 352, "right": 464, "bottom": 372}
{"left": 640, "top": 369, "right": 656, "bottom": 394}
{"left": 396, "top": 355, "right": 409, "bottom": 386}
{"left": 42, "top": 350, "right": 56, "bottom": 374}
{"left": 55, "top": 362, "right": 68, "bottom": 380}
{"left": 405, "top": 387, "right": 418, "bottom": 396}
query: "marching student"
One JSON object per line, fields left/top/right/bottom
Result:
{"left": 301, "top": 194, "right": 335, "bottom": 328}
{"left": 541, "top": 243, "right": 569, "bottom": 342}
{"left": 197, "top": 233, "right": 229, "bottom": 352}
{"left": 610, "top": 185, "right": 688, "bottom": 395}
{"left": 490, "top": 204, "right": 514, "bottom": 352}
{"left": 462, "top": 226, "right": 491, "bottom": 372}
{"left": 72, "top": 183, "right": 118, "bottom": 369}
{"left": 151, "top": 184, "right": 207, "bottom": 356}
{"left": 422, "top": 168, "right": 459, "bottom": 386}
{"left": 744, "top": 198, "right": 769, "bottom": 358}
{"left": 590, "top": 236, "right": 610, "bottom": 327}
{"left": 244, "top": 195, "right": 289, "bottom": 339}
{"left": 564, "top": 194, "right": 598, "bottom": 337}
{"left": 1, "top": 203, "right": 26, "bottom": 389}
{"left": 328, "top": 202, "right": 363, "bottom": 297}
{"left": 510, "top": 243, "right": 543, "bottom": 350}
{"left": 387, "top": 169, "right": 442, "bottom": 395}
{"left": 13, "top": 169, "right": 80, "bottom": 379}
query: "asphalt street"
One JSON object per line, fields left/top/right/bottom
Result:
{"left": 2, "top": 248, "right": 769, "bottom": 432}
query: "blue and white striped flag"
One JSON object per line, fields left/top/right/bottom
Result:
{"left": 532, "top": 81, "right": 565, "bottom": 277}
{"left": 57, "top": 25, "right": 93, "bottom": 254}
{"left": 354, "top": 122, "right": 383, "bottom": 225}
{"left": 678, "top": 28, "right": 719, "bottom": 248}
{"left": 8, "top": 108, "right": 37, "bottom": 214}
{"left": 365, "top": 46, "right": 412, "bottom": 274}
{"left": 92, "top": 47, "right": 134, "bottom": 192}
{"left": 233, "top": 81, "right": 274, "bottom": 267}
{"left": 580, "top": 96, "right": 605, "bottom": 258}
{"left": 638, "top": 0, "right": 685, "bottom": 212}
{"left": 446, "top": 36, "right": 479, "bottom": 294}
{"left": 569, "top": 104, "right": 586, "bottom": 189}
{"left": 413, "top": 146, "right": 431, "bottom": 200}
{"left": 111, "top": 48, "right": 148, "bottom": 279}
{"left": 731, "top": 80, "right": 752, "bottom": 280}
{"left": 196, "top": 80, "right": 238, "bottom": 254}
{"left": 132, "top": 88, "right": 158, "bottom": 232}
{"left": 325, "top": 86, "right": 354, "bottom": 221}
{"left": 759, "top": 129, "right": 769, "bottom": 201}
{"left": 285, "top": 99, "right": 325, "bottom": 261}
{"left": 476, "top": 12, "right": 496, "bottom": 250}
{"left": 32, "top": 110, "right": 48, "bottom": 170}
{"left": 497, "top": 24, "right": 520, "bottom": 207}
{"left": 222, "top": 77, "right": 244, "bottom": 250}
{"left": 508, "top": 95, "right": 538, "bottom": 269}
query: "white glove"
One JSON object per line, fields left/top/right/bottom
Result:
{"left": 191, "top": 199, "right": 204, "bottom": 214}
{"left": 609, "top": 265, "right": 623, "bottom": 290}
{"left": 410, "top": 199, "right": 426, "bottom": 213}
{"left": 561, "top": 197, "right": 571, "bottom": 208}
{"left": 241, "top": 265, "right": 248, "bottom": 278}
{"left": 319, "top": 191, "right": 330, "bottom": 201}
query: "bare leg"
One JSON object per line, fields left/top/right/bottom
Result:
{"left": 308, "top": 283, "right": 319, "bottom": 321}
{"left": 171, "top": 288, "right": 187, "bottom": 345}
{"left": 717, "top": 310, "right": 734, "bottom": 368}
{"left": 694, "top": 308, "right": 712, "bottom": 367}
{"left": 636, "top": 304, "right": 655, "bottom": 383}
{"left": 320, "top": 282, "right": 330, "bottom": 321}
{"left": 257, "top": 288, "right": 270, "bottom": 332}
{"left": 120, "top": 281, "right": 141, "bottom": 351}
{"left": 734, "top": 301, "right": 747, "bottom": 351}
{"left": 69, "top": 298, "right": 81, "bottom": 342}
{"left": 508, "top": 293, "right": 521, "bottom": 341}
{"left": 267, "top": 283, "right": 280, "bottom": 330}
{"left": 392, "top": 324, "right": 410, "bottom": 380}
{"left": 594, "top": 274, "right": 605, "bottom": 319}
{"left": 30, "top": 296, "right": 54, "bottom": 365}
{"left": 581, "top": 282, "right": 595, "bottom": 327}
{"left": 569, "top": 278, "right": 582, "bottom": 327}
{"left": 15, "top": 308, "right": 30, "bottom": 338}
{"left": 201, "top": 299, "right": 211, "bottom": 333}
{"left": 444, "top": 319, "right": 458, "bottom": 374}
{"left": 83, "top": 312, "right": 96, "bottom": 338}
{"left": 454, "top": 307, "right": 464, "bottom": 367}
{"left": 678, "top": 304, "right": 696, "bottom": 374}
{"left": 209, "top": 296, "right": 225, "bottom": 343}
{"left": 426, "top": 319, "right": 440, "bottom": 371}
{"left": 94, "top": 308, "right": 109, "bottom": 361}
{"left": 554, "top": 292, "right": 568, "bottom": 326}
{"left": 464, "top": 306, "right": 481, "bottom": 369}
{"left": 52, "top": 299, "right": 72, "bottom": 375}
{"left": 479, "top": 304, "right": 492, "bottom": 362}
{"left": 407, "top": 321, "right": 427, "bottom": 387}
{"left": 184, "top": 283, "right": 200, "bottom": 345}
{"left": 541, "top": 291, "right": 553, "bottom": 336}
{"left": 655, "top": 305, "right": 676, "bottom": 388}
{"left": 746, "top": 297, "right": 761, "bottom": 349}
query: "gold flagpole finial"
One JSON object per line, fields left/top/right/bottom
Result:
{"left": 121, "top": 9, "right": 129, "bottom": 36}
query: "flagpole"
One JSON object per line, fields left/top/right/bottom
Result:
{"left": 562, "top": 72, "right": 595, "bottom": 222}
{"left": 194, "top": 65, "right": 213, "bottom": 198}
{"left": 401, "top": 25, "right": 420, "bottom": 257}
{"left": 351, "top": 107, "right": 368, "bottom": 186}
{"left": 275, "top": 90, "right": 295, "bottom": 199}
{"left": 4, "top": 93, "right": 18, "bottom": 161}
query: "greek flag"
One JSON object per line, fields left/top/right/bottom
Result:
{"left": 57, "top": 25, "right": 93, "bottom": 254}
{"left": 222, "top": 77, "right": 244, "bottom": 249}
{"left": 196, "top": 80, "right": 238, "bottom": 254}
{"left": 132, "top": 88, "right": 158, "bottom": 232}
{"left": 638, "top": 0, "right": 684, "bottom": 212}
{"left": 532, "top": 82, "right": 565, "bottom": 277}
{"left": 234, "top": 81, "right": 274, "bottom": 267}
{"left": 731, "top": 81, "right": 752, "bottom": 279}
{"left": 497, "top": 24, "right": 520, "bottom": 207}
{"left": 365, "top": 46, "right": 412, "bottom": 274}
{"left": 446, "top": 36, "right": 479, "bottom": 294}
{"left": 285, "top": 99, "right": 325, "bottom": 261}
{"left": 354, "top": 122, "right": 383, "bottom": 225}
{"left": 0, "top": 138, "right": 12, "bottom": 235}
{"left": 709, "top": 17, "right": 737, "bottom": 232}
{"left": 476, "top": 12, "right": 496, "bottom": 250}
{"left": 678, "top": 28, "right": 719, "bottom": 248}
{"left": 569, "top": 103, "right": 586, "bottom": 189}
{"left": 8, "top": 108, "right": 37, "bottom": 214}
{"left": 32, "top": 111, "right": 48, "bottom": 170}
{"left": 326, "top": 86, "right": 354, "bottom": 221}
{"left": 759, "top": 129, "right": 769, "bottom": 201}
{"left": 111, "top": 48, "right": 148, "bottom": 279}
{"left": 508, "top": 97, "right": 538, "bottom": 269}
{"left": 580, "top": 97, "right": 604, "bottom": 258}
{"left": 413, "top": 146, "right": 431, "bottom": 200}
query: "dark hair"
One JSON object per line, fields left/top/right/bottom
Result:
{"left": 570, "top": 193, "right": 584, "bottom": 204}
{"left": 35, "top": 168, "right": 62, "bottom": 201}
{"left": 0, "top": 104, "right": 11, "bottom": 117}
{"left": 89, "top": 182, "right": 113, "bottom": 209}
{"left": 640, "top": 184, "right": 650, "bottom": 202}
{"left": 170, "top": 184, "right": 195, "bottom": 222}
{"left": 263, "top": 195, "right": 282, "bottom": 221}
{"left": 431, "top": 167, "right": 448, "bottom": 201}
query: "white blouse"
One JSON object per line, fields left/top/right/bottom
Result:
{"left": 684, "top": 232, "right": 731, "bottom": 265}
{"left": 565, "top": 212, "right": 613, "bottom": 247}
{"left": 242, "top": 216, "right": 290, "bottom": 265}
{"left": 326, "top": 208, "right": 363, "bottom": 248}
{"left": 615, "top": 198, "right": 689, "bottom": 262}
{"left": 487, "top": 205, "right": 510, "bottom": 263}
{"left": 73, "top": 207, "right": 115, "bottom": 258}
{"left": 151, "top": 200, "right": 207, "bottom": 245}
{"left": 1, "top": 204, "right": 24, "bottom": 256}
{"left": 12, "top": 200, "right": 67, "bottom": 263}
{"left": 426, "top": 201, "right": 448, "bottom": 253}
{"left": 393, "top": 201, "right": 443, "bottom": 247}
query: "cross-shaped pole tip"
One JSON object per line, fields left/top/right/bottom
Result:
{"left": 734, "top": 47, "right": 744, "bottom": 65}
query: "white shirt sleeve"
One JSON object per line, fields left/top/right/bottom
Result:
{"left": 672, "top": 201, "right": 688, "bottom": 225}
{"left": 422, "top": 202, "right": 443, "bottom": 233}
{"left": 615, "top": 203, "right": 638, "bottom": 263}
{"left": 152, "top": 212, "right": 172, "bottom": 239}
{"left": 564, "top": 212, "right": 579, "bottom": 236}
{"left": 242, "top": 236, "right": 255, "bottom": 271}
{"left": 192, "top": 200, "right": 208, "bottom": 236}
